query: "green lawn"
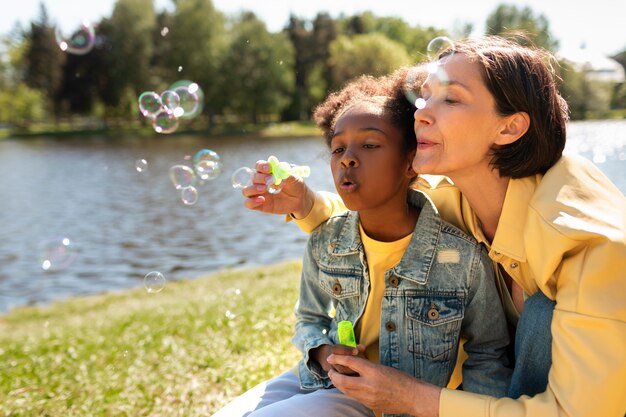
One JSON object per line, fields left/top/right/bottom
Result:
{"left": 0, "top": 261, "right": 302, "bottom": 416}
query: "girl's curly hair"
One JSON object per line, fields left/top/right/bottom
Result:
{"left": 313, "top": 65, "right": 426, "bottom": 153}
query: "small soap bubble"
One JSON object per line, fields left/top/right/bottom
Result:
{"left": 231, "top": 167, "right": 254, "bottom": 189}
{"left": 415, "top": 98, "right": 427, "bottom": 109}
{"left": 144, "top": 271, "right": 165, "bottom": 293}
{"left": 135, "top": 159, "right": 148, "bottom": 172}
{"left": 403, "top": 65, "right": 425, "bottom": 106}
{"left": 265, "top": 176, "right": 285, "bottom": 194}
{"left": 160, "top": 27, "right": 169, "bottom": 37}
{"left": 55, "top": 20, "right": 96, "bottom": 55}
{"left": 152, "top": 109, "right": 179, "bottom": 134}
{"left": 177, "top": 66, "right": 183, "bottom": 72}
{"left": 39, "top": 237, "right": 76, "bottom": 271}
{"left": 170, "top": 80, "right": 204, "bottom": 119}
{"left": 160, "top": 90, "right": 181, "bottom": 111}
{"left": 193, "top": 149, "right": 222, "bottom": 180}
{"left": 169, "top": 165, "right": 196, "bottom": 189}
{"left": 138, "top": 91, "right": 162, "bottom": 118}
{"left": 426, "top": 36, "right": 455, "bottom": 60}
{"left": 180, "top": 186, "right": 198, "bottom": 205}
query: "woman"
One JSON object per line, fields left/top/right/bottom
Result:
{"left": 242, "top": 36, "right": 626, "bottom": 417}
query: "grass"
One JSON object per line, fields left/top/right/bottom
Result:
{"left": 0, "top": 260, "right": 303, "bottom": 416}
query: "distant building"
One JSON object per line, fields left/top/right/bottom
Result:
{"left": 558, "top": 47, "right": 625, "bottom": 83}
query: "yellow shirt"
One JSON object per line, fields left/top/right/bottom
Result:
{"left": 357, "top": 224, "right": 412, "bottom": 365}
{"left": 296, "top": 154, "right": 626, "bottom": 417}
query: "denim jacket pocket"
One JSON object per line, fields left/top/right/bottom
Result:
{"left": 406, "top": 292, "right": 464, "bottom": 361}
{"left": 318, "top": 269, "right": 361, "bottom": 321}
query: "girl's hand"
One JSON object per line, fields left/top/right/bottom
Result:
{"left": 242, "top": 160, "right": 315, "bottom": 218}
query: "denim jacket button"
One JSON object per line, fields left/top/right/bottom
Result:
{"left": 428, "top": 303, "right": 440, "bottom": 320}
{"left": 510, "top": 262, "right": 519, "bottom": 269}
{"left": 332, "top": 282, "right": 342, "bottom": 295}
{"left": 385, "top": 321, "right": 396, "bottom": 332}
{"left": 389, "top": 276, "right": 400, "bottom": 287}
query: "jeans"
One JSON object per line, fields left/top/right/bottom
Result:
{"left": 508, "top": 291, "right": 556, "bottom": 399}
{"left": 210, "top": 370, "right": 375, "bottom": 417}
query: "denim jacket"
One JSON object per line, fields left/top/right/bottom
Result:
{"left": 293, "top": 190, "right": 511, "bottom": 414}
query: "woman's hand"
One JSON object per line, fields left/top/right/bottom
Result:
{"left": 242, "top": 160, "right": 315, "bottom": 218}
{"left": 327, "top": 353, "right": 441, "bottom": 417}
{"left": 312, "top": 344, "right": 363, "bottom": 376}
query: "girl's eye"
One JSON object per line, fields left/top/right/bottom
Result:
{"left": 363, "top": 143, "right": 379, "bottom": 149}
{"left": 331, "top": 147, "right": 344, "bottom": 154}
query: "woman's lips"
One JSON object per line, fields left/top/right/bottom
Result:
{"left": 416, "top": 138, "right": 437, "bottom": 149}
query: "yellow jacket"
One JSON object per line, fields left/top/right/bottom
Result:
{"left": 296, "top": 154, "right": 626, "bottom": 417}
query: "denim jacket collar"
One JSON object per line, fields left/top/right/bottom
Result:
{"left": 328, "top": 190, "right": 443, "bottom": 286}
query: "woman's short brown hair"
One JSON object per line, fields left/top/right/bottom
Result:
{"left": 441, "top": 36, "right": 569, "bottom": 178}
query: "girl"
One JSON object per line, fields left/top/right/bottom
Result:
{"left": 215, "top": 66, "right": 511, "bottom": 417}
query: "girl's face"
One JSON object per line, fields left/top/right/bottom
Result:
{"left": 413, "top": 53, "right": 510, "bottom": 180}
{"left": 330, "top": 102, "right": 415, "bottom": 213}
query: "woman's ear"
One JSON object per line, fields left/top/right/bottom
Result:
{"left": 496, "top": 111, "right": 530, "bottom": 145}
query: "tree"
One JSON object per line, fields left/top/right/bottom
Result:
{"left": 165, "top": 0, "right": 227, "bottom": 122}
{"left": 485, "top": 4, "right": 559, "bottom": 51}
{"left": 22, "top": 2, "right": 65, "bottom": 118}
{"left": 282, "top": 15, "right": 312, "bottom": 121}
{"left": 328, "top": 33, "right": 411, "bottom": 90}
{"left": 97, "top": 0, "right": 155, "bottom": 120}
{"left": 215, "top": 12, "right": 294, "bottom": 123}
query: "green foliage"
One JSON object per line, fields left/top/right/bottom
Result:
{"left": 165, "top": 0, "right": 227, "bottom": 118}
{"left": 216, "top": 12, "right": 294, "bottom": 123}
{"left": 0, "top": 261, "right": 303, "bottom": 415}
{"left": 328, "top": 33, "right": 411, "bottom": 90}
{"left": 485, "top": 4, "right": 559, "bottom": 51}
{"left": 559, "top": 60, "right": 615, "bottom": 119}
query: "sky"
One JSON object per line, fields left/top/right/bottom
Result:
{"left": 2, "top": 0, "right": 625, "bottom": 56}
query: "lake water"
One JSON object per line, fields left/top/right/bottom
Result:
{"left": 0, "top": 120, "right": 624, "bottom": 313}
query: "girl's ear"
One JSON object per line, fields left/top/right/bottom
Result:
{"left": 496, "top": 111, "right": 530, "bottom": 145}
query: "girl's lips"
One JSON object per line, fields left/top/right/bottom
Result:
{"left": 338, "top": 177, "right": 358, "bottom": 192}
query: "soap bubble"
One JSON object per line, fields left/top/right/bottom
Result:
{"left": 170, "top": 80, "right": 204, "bottom": 119}
{"left": 426, "top": 36, "right": 455, "bottom": 60}
{"left": 160, "top": 90, "right": 181, "bottom": 112}
{"left": 193, "top": 149, "right": 222, "bottom": 180}
{"left": 55, "top": 20, "right": 95, "bottom": 55}
{"left": 143, "top": 271, "right": 165, "bottom": 293}
{"left": 231, "top": 167, "right": 254, "bottom": 189}
{"left": 152, "top": 109, "right": 179, "bottom": 134}
{"left": 39, "top": 237, "right": 76, "bottom": 271}
{"left": 180, "top": 186, "right": 198, "bottom": 205}
{"left": 403, "top": 65, "right": 426, "bottom": 107}
{"left": 138, "top": 91, "right": 162, "bottom": 118}
{"left": 135, "top": 159, "right": 148, "bottom": 172}
{"left": 169, "top": 165, "right": 196, "bottom": 189}
{"left": 265, "top": 176, "right": 285, "bottom": 194}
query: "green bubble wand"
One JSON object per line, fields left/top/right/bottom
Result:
{"left": 337, "top": 320, "right": 357, "bottom": 348}
{"left": 267, "top": 155, "right": 310, "bottom": 187}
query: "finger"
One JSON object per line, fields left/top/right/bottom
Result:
{"left": 327, "top": 354, "right": 371, "bottom": 375}
{"left": 252, "top": 172, "right": 271, "bottom": 185}
{"left": 328, "top": 368, "right": 360, "bottom": 391}
{"left": 255, "top": 160, "right": 270, "bottom": 174}
{"left": 243, "top": 196, "right": 266, "bottom": 210}
{"left": 331, "top": 345, "right": 359, "bottom": 356}
{"left": 241, "top": 184, "right": 268, "bottom": 197}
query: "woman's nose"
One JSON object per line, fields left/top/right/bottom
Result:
{"left": 414, "top": 105, "right": 433, "bottom": 126}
